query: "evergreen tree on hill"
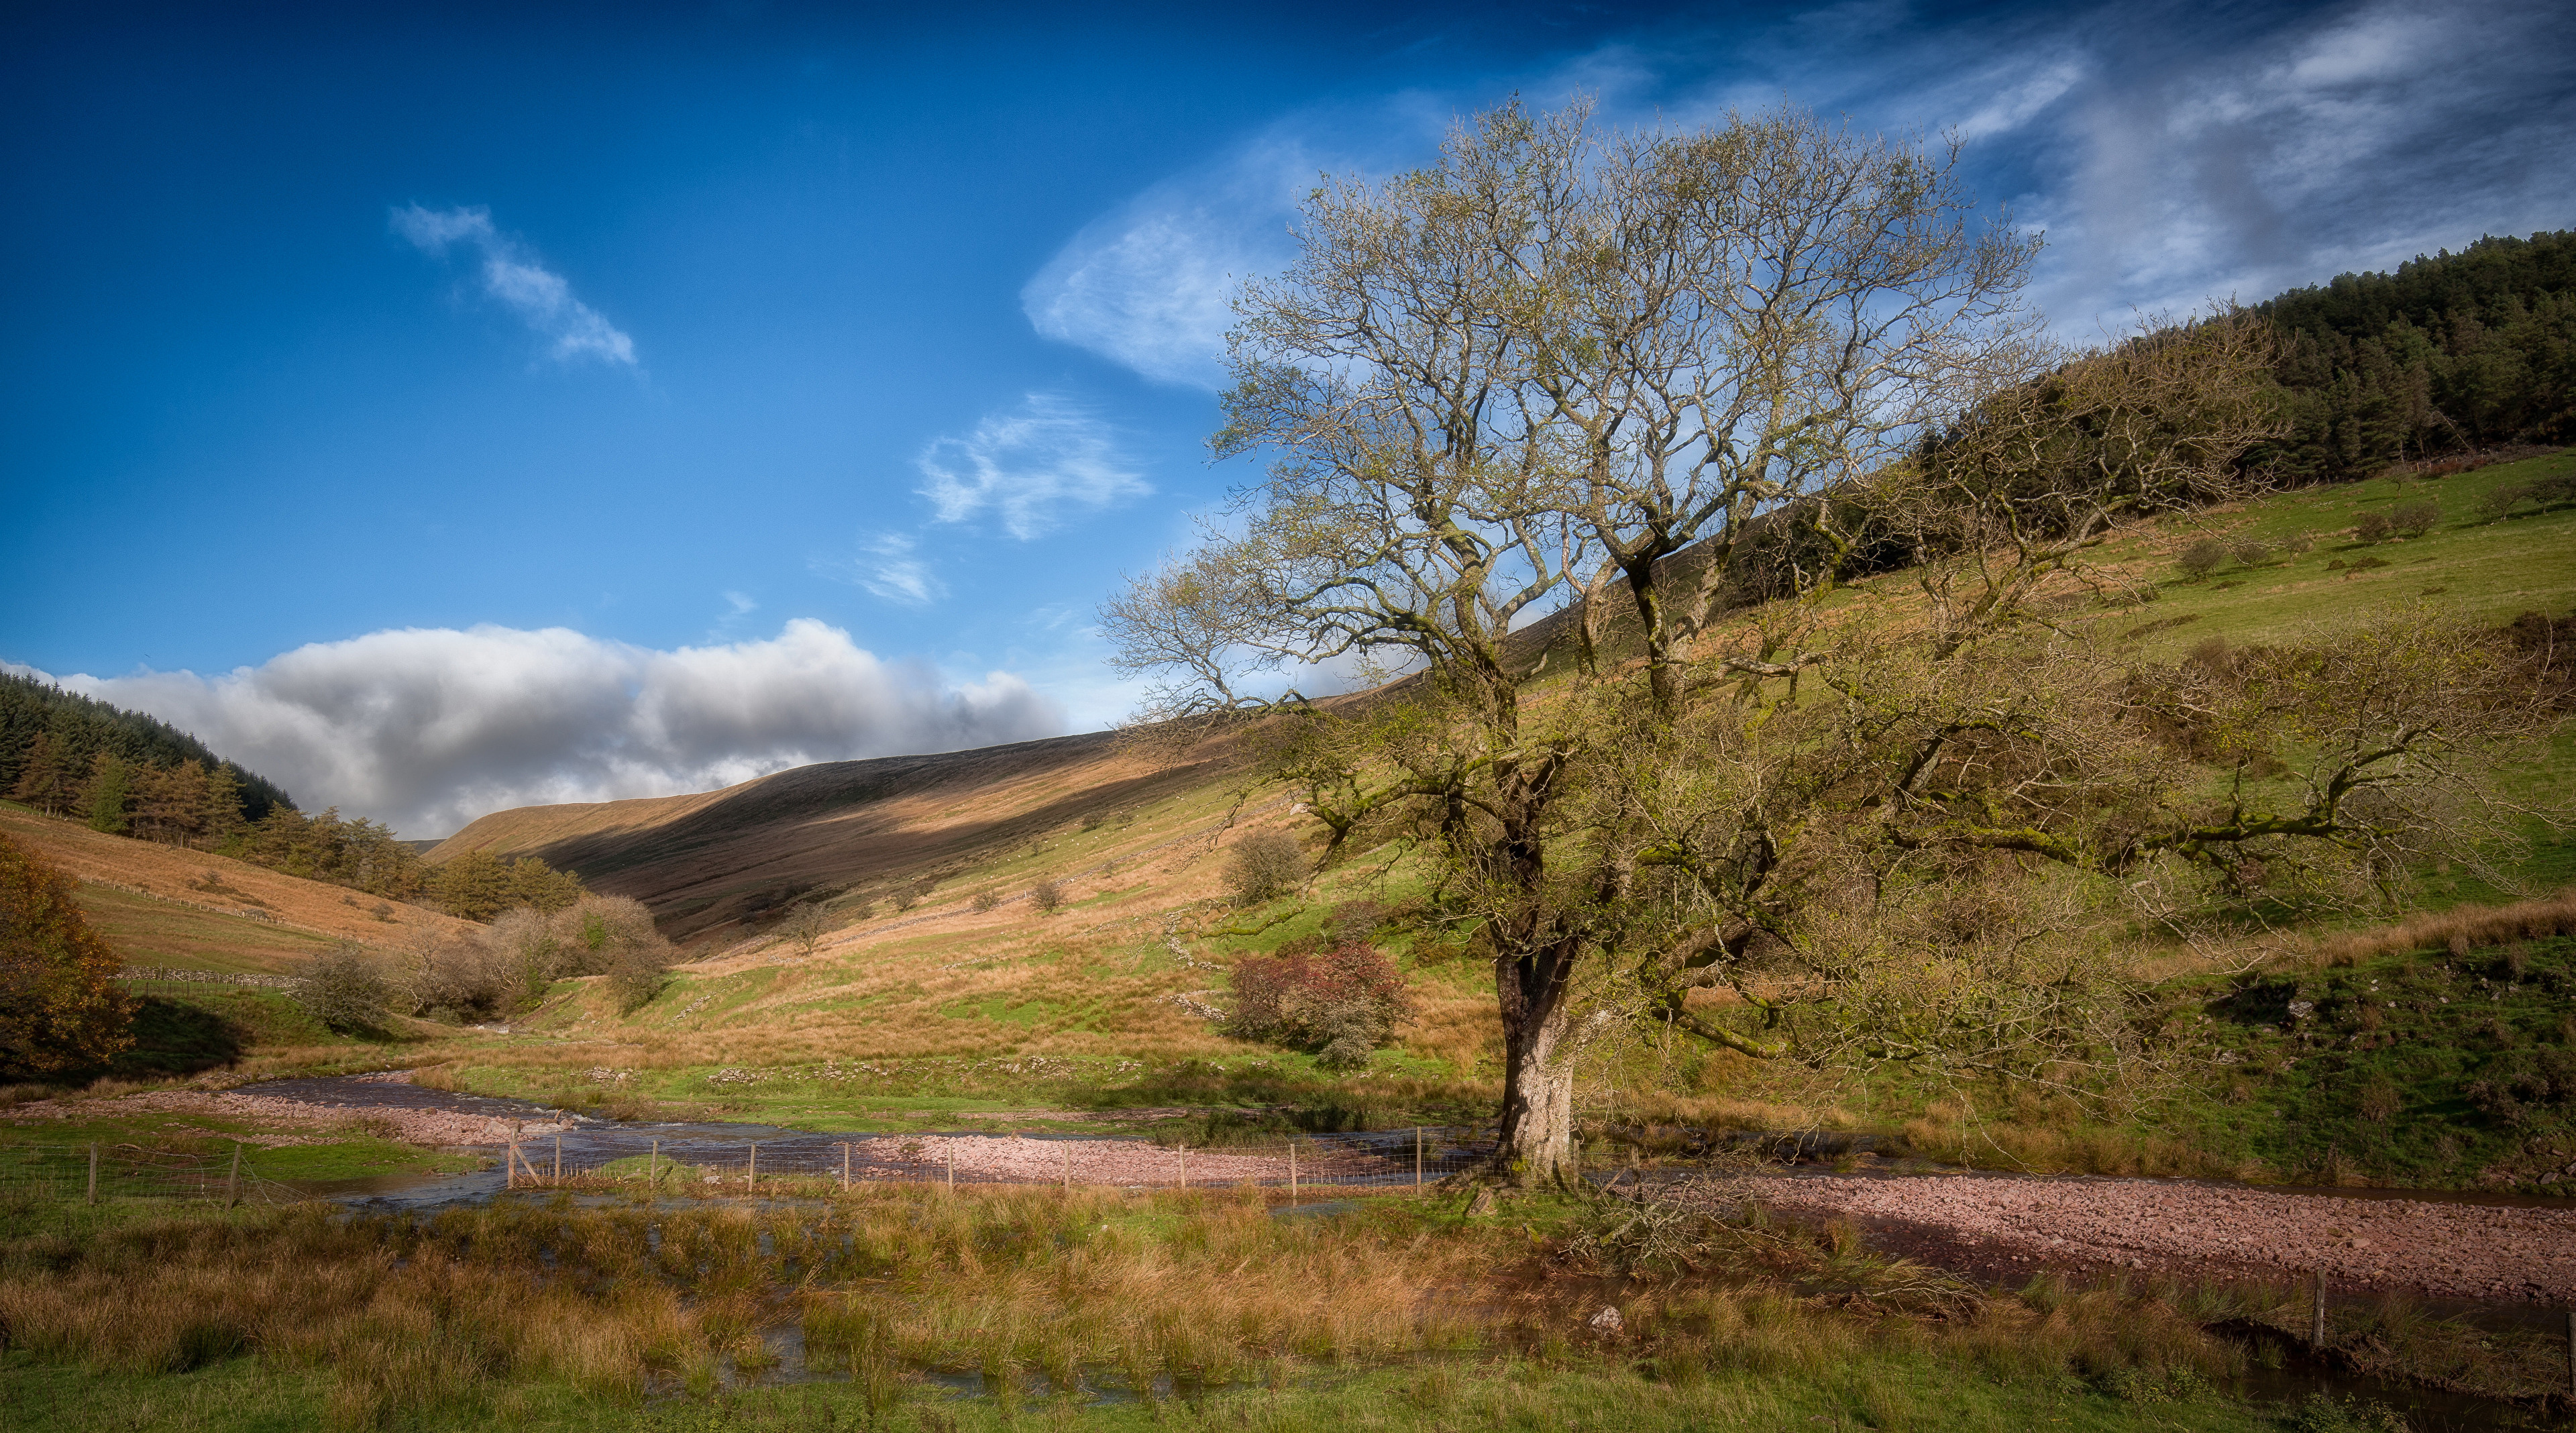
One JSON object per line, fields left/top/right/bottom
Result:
{"left": 0, "top": 672, "right": 290, "bottom": 820}
{"left": 2256, "top": 229, "right": 2576, "bottom": 479}
{"left": 81, "top": 753, "right": 131, "bottom": 835}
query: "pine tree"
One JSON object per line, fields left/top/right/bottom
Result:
{"left": 201, "top": 763, "right": 247, "bottom": 845}
{"left": 81, "top": 753, "right": 132, "bottom": 835}
{"left": 135, "top": 759, "right": 209, "bottom": 845}
{"left": 5, "top": 733, "right": 70, "bottom": 816}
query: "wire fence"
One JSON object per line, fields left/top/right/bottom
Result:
{"left": 0, "top": 1143, "right": 305, "bottom": 1208}
{"left": 490, "top": 1128, "right": 1496, "bottom": 1199}
{"left": 116, "top": 969, "right": 300, "bottom": 1000}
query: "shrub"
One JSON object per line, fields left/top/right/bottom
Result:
{"left": 2275, "top": 533, "right": 2313, "bottom": 556}
{"left": 1029, "top": 878, "right": 1065, "bottom": 914}
{"left": 970, "top": 888, "right": 1000, "bottom": 914}
{"left": 2351, "top": 513, "right": 2393, "bottom": 544}
{"left": 294, "top": 943, "right": 392, "bottom": 1034}
{"left": 2227, "top": 537, "right": 2270, "bottom": 567}
{"left": 1228, "top": 938, "right": 1411, "bottom": 1068}
{"left": 2174, "top": 539, "right": 2228, "bottom": 579}
{"left": 1324, "top": 900, "right": 1389, "bottom": 946}
{"left": 775, "top": 901, "right": 833, "bottom": 957}
{"left": 604, "top": 943, "right": 669, "bottom": 1013}
{"left": 2479, "top": 482, "right": 2534, "bottom": 521}
{"left": 553, "top": 896, "right": 671, "bottom": 1011}
{"left": 2389, "top": 498, "right": 2440, "bottom": 537}
{"left": 1225, "top": 829, "right": 1307, "bottom": 904}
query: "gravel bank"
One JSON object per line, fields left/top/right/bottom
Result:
{"left": 875, "top": 1134, "right": 1385, "bottom": 1187}
{"left": 1683, "top": 1173, "right": 2576, "bottom": 1303}
{"left": 4, "top": 1089, "right": 575, "bottom": 1148}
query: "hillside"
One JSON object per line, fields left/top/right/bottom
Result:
{"left": 429, "top": 730, "right": 1243, "bottom": 943}
{"left": 386, "top": 452, "right": 2576, "bottom": 1180}
{"left": 0, "top": 802, "right": 482, "bottom": 973}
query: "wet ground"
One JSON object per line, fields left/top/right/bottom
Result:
{"left": 233, "top": 1074, "right": 1487, "bottom": 1208}
{"left": 212, "top": 1075, "right": 2576, "bottom": 1428}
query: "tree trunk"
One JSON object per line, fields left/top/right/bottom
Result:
{"left": 1493, "top": 967, "right": 1578, "bottom": 1185}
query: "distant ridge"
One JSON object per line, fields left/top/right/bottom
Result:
{"left": 429, "top": 730, "right": 1228, "bottom": 943}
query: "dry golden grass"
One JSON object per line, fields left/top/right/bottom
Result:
{"left": 2, "top": 1182, "right": 2299, "bottom": 1426}
{"left": 2306, "top": 887, "right": 2576, "bottom": 967}
{"left": 0, "top": 805, "right": 479, "bottom": 965}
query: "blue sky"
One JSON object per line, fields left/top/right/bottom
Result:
{"left": 5, "top": 1, "right": 2570, "bottom": 835}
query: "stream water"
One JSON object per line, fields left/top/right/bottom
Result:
{"left": 249, "top": 1075, "right": 2571, "bottom": 1428}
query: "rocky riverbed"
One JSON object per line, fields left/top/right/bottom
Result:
{"left": 3, "top": 1082, "right": 577, "bottom": 1148}
{"left": 1686, "top": 1172, "right": 2576, "bottom": 1303}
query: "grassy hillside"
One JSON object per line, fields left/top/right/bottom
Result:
{"left": 397, "top": 454, "right": 2576, "bottom": 1172}
{"left": 429, "top": 731, "right": 1244, "bottom": 944}
{"left": 1, "top": 802, "right": 482, "bottom": 969}
{"left": 26, "top": 454, "right": 2571, "bottom": 1187}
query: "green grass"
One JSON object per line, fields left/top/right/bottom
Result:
{"left": 0, "top": 1349, "right": 2292, "bottom": 1433}
{"left": 2118, "top": 449, "right": 2576, "bottom": 656}
{"left": 2169, "top": 935, "right": 2576, "bottom": 1191}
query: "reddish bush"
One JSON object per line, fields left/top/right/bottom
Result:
{"left": 1228, "top": 937, "right": 1410, "bottom": 1069}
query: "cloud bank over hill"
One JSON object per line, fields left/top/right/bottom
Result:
{"left": 20, "top": 620, "right": 1061, "bottom": 837}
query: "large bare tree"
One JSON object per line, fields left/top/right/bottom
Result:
{"left": 1107, "top": 101, "right": 2039, "bottom": 1183}
{"left": 1105, "top": 99, "right": 2542, "bottom": 1189}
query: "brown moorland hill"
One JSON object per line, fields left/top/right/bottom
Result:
{"left": 0, "top": 803, "right": 482, "bottom": 971}
{"left": 429, "top": 731, "right": 1237, "bottom": 943}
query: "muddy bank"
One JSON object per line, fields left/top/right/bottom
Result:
{"left": 1683, "top": 1172, "right": 2576, "bottom": 1304}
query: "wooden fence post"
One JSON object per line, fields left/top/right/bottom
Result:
{"left": 506, "top": 1133, "right": 518, "bottom": 1191}
{"left": 226, "top": 1143, "right": 242, "bottom": 1207}
{"left": 553, "top": 1134, "right": 561, "bottom": 1184}
{"left": 946, "top": 1143, "right": 954, "bottom": 1192}
{"left": 1288, "top": 1141, "right": 1297, "bottom": 1207}
{"left": 748, "top": 1143, "right": 757, "bottom": 1192}
{"left": 1414, "top": 1128, "right": 1423, "bottom": 1191}
{"left": 841, "top": 1142, "right": 851, "bottom": 1192}
{"left": 1177, "top": 1145, "right": 1186, "bottom": 1191}
{"left": 87, "top": 1143, "right": 99, "bottom": 1205}
{"left": 2311, "top": 1270, "right": 2328, "bottom": 1347}
{"left": 648, "top": 1139, "right": 659, "bottom": 1190}
{"left": 1062, "top": 1143, "right": 1071, "bottom": 1193}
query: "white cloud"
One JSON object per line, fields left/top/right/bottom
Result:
{"left": 391, "top": 203, "right": 638, "bottom": 366}
{"left": 721, "top": 591, "right": 758, "bottom": 619}
{"left": 915, "top": 393, "right": 1150, "bottom": 539}
{"left": 839, "top": 533, "right": 945, "bottom": 606}
{"left": 30, "top": 620, "right": 1061, "bottom": 837}
{"left": 1951, "top": 56, "right": 2088, "bottom": 141}
{"left": 1020, "top": 107, "right": 1443, "bottom": 388}
{"left": 1020, "top": 164, "right": 1290, "bottom": 388}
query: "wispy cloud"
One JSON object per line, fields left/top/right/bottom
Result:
{"left": 390, "top": 203, "right": 637, "bottom": 366}
{"left": 1020, "top": 158, "right": 1297, "bottom": 388}
{"left": 1020, "top": 106, "right": 1442, "bottom": 389}
{"left": 1034, "top": 0, "right": 2571, "bottom": 374}
{"left": 1653, "top": 0, "right": 2576, "bottom": 331}
{"left": 915, "top": 393, "right": 1149, "bottom": 539}
{"left": 27, "top": 621, "right": 1061, "bottom": 835}
{"left": 849, "top": 533, "right": 945, "bottom": 606}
